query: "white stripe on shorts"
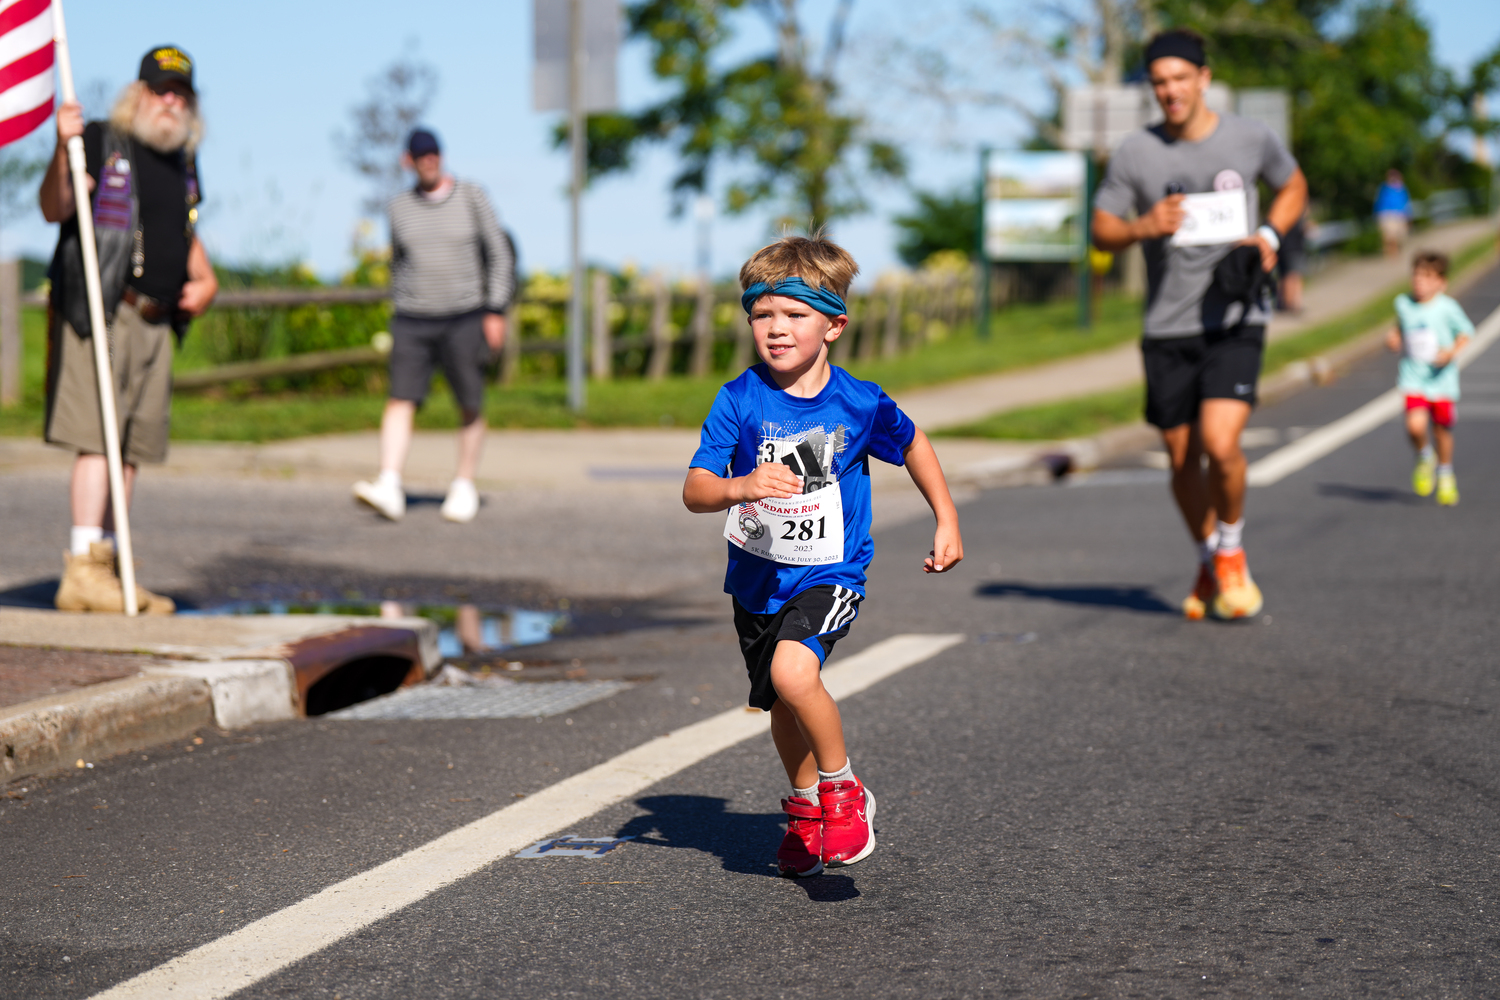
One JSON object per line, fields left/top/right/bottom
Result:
{"left": 818, "top": 586, "right": 860, "bottom": 635}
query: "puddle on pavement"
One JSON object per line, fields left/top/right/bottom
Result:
{"left": 184, "top": 601, "right": 568, "bottom": 658}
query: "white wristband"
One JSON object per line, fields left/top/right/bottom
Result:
{"left": 1256, "top": 225, "right": 1281, "bottom": 252}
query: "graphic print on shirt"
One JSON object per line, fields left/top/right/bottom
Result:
{"left": 756, "top": 420, "right": 848, "bottom": 494}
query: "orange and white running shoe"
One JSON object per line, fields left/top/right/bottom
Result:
{"left": 1182, "top": 562, "right": 1217, "bottom": 620}
{"left": 1210, "top": 549, "right": 1263, "bottom": 620}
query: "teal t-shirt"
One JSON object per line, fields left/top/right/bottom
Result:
{"left": 1394, "top": 292, "right": 1473, "bottom": 401}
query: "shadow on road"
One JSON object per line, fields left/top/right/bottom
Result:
{"left": 615, "top": 794, "right": 861, "bottom": 901}
{"left": 1317, "top": 483, "right": 1424, "bottom": 505}
{"left": 0, "top": 578, "right": 59, "bottom": 609}
{"left": 975, "top": 581, "right": 1176, "bottom": 614}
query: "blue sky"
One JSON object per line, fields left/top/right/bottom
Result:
{"left": 3, "top": 0, "right": 1496, "bottom": 283}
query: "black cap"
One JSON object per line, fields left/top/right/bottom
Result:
{"left": 139, "top": 46, "right": 194, "bottom": 94}
{"left": 407, "top": 128, "right": 441, "bottom": 158}
{"left": 1144, "top": 30, "right": 1206, "bottom": 69}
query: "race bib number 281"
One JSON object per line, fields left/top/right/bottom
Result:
{"left": 724, "top": 482, "right": 845, "bottom": 566}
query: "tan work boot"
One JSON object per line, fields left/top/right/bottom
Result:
{"left": 55, "top": 541, "right": 176, "bottom": 614}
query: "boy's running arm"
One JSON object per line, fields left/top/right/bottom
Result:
{"left": 683, "top": 464, "right": 804, "bottom": 513}
{"left": 903, "top": 428, "right": 964, "bottom": 573}
{"left": 1432, "top": 332, "right": 1471, "bottom": 369}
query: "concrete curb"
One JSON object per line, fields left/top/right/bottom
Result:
{"left": 1, "top": 674, "right": 213, "bottom": 783}
{"left": 0, "top": 613, "right": 441, "bottom": 785}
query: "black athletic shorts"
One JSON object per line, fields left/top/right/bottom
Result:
{"left": 388, "top": 309, "right": 490, "bottom": 413}
{"left": 1142, "top": 325, "right": 1265, "bottom": 430}
{"left": 732, "top": 585, "right": 862, "bottom": 711}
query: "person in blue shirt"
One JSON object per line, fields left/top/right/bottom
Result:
{"left": 1374, "top": 169, "right": 1412, "bottom": 258}
{"left": 683, "top": 234, "right": 964, "bottom": 878}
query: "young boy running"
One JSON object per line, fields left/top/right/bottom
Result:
{"left": 1385, "top": 251, "right": 1473, "bottom": 505}
{"left": 683, "top": 235, "right": 964, "bottom": 877}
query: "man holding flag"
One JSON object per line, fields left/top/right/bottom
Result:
{"left": 38, "top": 45, "right": 217, "bottom": 613}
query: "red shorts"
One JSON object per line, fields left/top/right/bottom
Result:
{"left": 1405, "top": 395, "right": 1455, "bottom": 428}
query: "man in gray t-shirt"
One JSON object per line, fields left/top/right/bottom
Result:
{"left": 1093, "top": 29, "right": 1306, "bottom": 623}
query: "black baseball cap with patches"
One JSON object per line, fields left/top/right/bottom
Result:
{"left": 139, "top": 46, "right": 194, "bottom": 94}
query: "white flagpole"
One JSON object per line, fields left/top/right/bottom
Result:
{"left": 52, "top": 1, "right": 138, "bottom": 616}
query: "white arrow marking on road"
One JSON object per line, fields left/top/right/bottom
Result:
{"left": 87, "top": 632, "right": 965, "bottom": 1000}
{"left": 1248, "top": 300, "right": 1500, "bottom": 487}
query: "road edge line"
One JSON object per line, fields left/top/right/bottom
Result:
{"left": 87, "top": 632, "right": 966, "bottom": 1000}
{"left": 1247, "top": 301, "right": 1500, "bottom": 487}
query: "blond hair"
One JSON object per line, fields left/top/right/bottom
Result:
{"left": 739, "top": 233, "right": 859, "bottom": 300}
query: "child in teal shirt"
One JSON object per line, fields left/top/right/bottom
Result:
{"left": 1385, "top": 251, "right": 1474, "bottom": 505}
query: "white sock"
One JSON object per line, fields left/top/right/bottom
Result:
{"left": 70, "top": 525, "right": 103, "bottom": 556}
{"left": 1217, "top": 519, "right": 1244, "bottom": 553}
{"left": 1198, "top": 530, "right": 1220, "bottom": 565}
{"left": 450, "top": 477, "right": 474, "bottom": 491}
{"left": 818, "top": 759, "right": 854, "bottom": 786}
{"left": 1437, "top": 463, "right": 1453, "bottom": 475}
{"left": 792, "top": 783, "right": 820, "bottom": 805}
{"left": 1419, "top": 445, "right": 1435, "bottom": 462}
{"left": 377, "top": 470, "right": 402, "bottom": 492}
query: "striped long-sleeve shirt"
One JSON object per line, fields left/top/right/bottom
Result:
{"left": 388, "top": 180, "right": 516, "bottom": 317}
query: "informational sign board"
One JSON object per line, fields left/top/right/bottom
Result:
{"left": 982, "top": 151, "right": 1088, "bottom": 262}
{"left": 533, "top": 0, "right": 621, "bottom": 113}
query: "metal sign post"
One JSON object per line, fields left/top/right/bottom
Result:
{"left": 534, "top": 0, "right": 619, "bottom": 414}
{"left": 566, "top": 0, "right": 586, "bottom": 412}
{"left": 974, "top": 146, "right": 990, "bottom": 340}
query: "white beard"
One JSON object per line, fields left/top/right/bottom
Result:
{"left": 132, "top": 102, "right": 193, "bottom": 154}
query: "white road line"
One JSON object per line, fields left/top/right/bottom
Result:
{"left": 89, "top": 633, "right": 965, "bottom": 1000}
{"left": 1248, "top": 302, "right": 1500, "bottom": 487}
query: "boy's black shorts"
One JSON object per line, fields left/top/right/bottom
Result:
{"left": 1142, "top": 325, "right": 1265, "bottom": 429}
{"left": 732, "top": 585, "right": 863, "bottom": 711}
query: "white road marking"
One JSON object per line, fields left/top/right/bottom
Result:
{"left": 88, "top": 633, "right": 965, "bottom": 1000}
{"left": 1247, "top": 302, "right": 1500, "bottom": 486}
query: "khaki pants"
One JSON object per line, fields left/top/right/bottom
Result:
{"left": 45, "top": 301, "right": 174, "bottom": 465}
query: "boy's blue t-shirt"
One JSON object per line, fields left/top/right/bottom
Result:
{"left": 690, "top": 364, "right": 917, "bottom": 615}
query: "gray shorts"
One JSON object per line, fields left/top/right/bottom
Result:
{"left": 388, "top": 310, "right": 489, "bottom": 413}
{"left": 45, "top": 300, "right": 173, "bottom": 465}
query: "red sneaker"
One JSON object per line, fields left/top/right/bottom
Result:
{"left": 819, "top": 777, "right": 877, "bottom": 867}
{"left": 778, "top": 796, "right": 824, "bottom": 877}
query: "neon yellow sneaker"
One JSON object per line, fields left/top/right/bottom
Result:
{"left": 1412, "top": 455, "right": 1435, "bottom": 497}
{"left": 1182, "top": 562, "right": 1217, "bottom": 621}
{"left": 1210, "top": 549, "right": 1263, "bottom": 620}
{"left": 1436, "top": 470, "right": 1458, "bottom": 506}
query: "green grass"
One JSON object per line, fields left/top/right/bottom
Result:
{"left": 940, "top": 234, "right": 1499, "bottom": 442}
{"left": 0, "top": 293, "right": 1144, "bottom": 442}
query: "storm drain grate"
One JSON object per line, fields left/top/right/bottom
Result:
{"left": 327, "top": 680, "right": 634, "bottom": 720}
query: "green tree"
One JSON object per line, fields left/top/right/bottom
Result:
{"left": 572, "top": 0, "right": 904, "bottom": 231}
{"left": 891, "top": 188, "right": 979, "bottom": 266}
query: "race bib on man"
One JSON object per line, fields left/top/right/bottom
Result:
{"left": 724, "top": 482, "right": 845, "bottom": 566}
{"left": 1404, "top": 324, "right": 1440, "bottom": 365}
{"left": 1171, "top": 191, "right": 1250, "bottom": 246}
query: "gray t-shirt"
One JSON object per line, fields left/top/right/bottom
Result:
{"left": 1095, "top": 113, "right": 1299, "bottom": 337}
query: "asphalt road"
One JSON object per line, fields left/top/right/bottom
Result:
{"left": 4, "top": 266, "right": 1498, "bottom": 999}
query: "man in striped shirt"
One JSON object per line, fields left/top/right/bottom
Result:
{"left": 353, "top": 128, "right": 516, "bottom": 523}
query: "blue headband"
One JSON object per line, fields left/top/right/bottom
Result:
{"left": 741, "top": 277, "right": 848, "bottom": 317}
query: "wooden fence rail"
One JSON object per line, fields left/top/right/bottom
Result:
{"left": 9, "top": 269, "right": 977, "bottom": 393}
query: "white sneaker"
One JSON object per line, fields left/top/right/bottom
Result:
{"left": 441, "top": 479, "right": 480, "bottom": 523}
{"left": 353, "top": 478, "right": 406, "bottom": 521}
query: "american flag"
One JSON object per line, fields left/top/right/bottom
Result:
{"left": 0, "top": 0, "right": 52, "bottom": 146}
